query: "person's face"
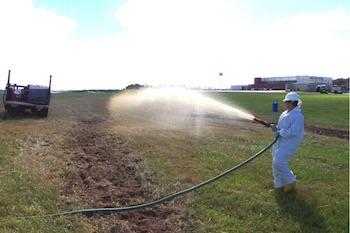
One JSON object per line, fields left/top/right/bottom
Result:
{"left": 284, "top": 101, "right": 294, "bottom": 111}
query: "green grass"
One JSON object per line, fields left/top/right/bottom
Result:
{"left": 0, "top": 140, "right": 85, "bottom": 233}
{"left": 116, "top": 91, "right": 349, "bottom": 232}
{"left": 0, "top": 91, "right": 348, "bottom": 232}
{"left": 187, "top": 133, "right": 348, "bottom": 232}
{"left": 151, "top": 130, "right": 348, "bottom": 232}
{"left": 52, "top": 91, "right": 116, "bottom": 98}
{"left": 205, "top": 92, "right": 349, "bottom": 128}
{"left": 190, "top": 92, "right": 348, "bottom": 232}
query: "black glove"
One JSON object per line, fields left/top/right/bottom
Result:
{"left": 270, "top": 124, "right": 278, "bottom": 132}
{"left": 270, "top": 124, "right": 280, "bottom": 138}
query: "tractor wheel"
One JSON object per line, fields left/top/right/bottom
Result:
{"left": 38, "top": 108, "right": 49, "bottom": 118}
{"left": 6, "top": 106, "right": 16, "bottom": 117}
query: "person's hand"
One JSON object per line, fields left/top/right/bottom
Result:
{"left": 270, "top": 124, "right": 278, "bottom": 132}
{"left": 270, "top": 124, "right": 280, "bottom": 138}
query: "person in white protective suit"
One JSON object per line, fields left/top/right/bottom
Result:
{"left": 270, "top": 92, "right": 304, "bottom": 193}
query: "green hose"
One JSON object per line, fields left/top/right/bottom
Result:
{"left": 17, "top": 135, "right": 279, "bottom": 219}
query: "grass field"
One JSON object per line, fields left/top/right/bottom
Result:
{"left": 0, "top": 90, "right": 348, "bottom": 232}
{"left": 205, "top": 91, "right": 349, "bottom": 128}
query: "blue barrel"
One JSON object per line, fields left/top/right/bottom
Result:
{"left": 272, "top": 101, "right": 278, "bottom": 112}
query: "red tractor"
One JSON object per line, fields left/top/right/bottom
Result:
{"left": 2, "top": 70, "right": 52, "bottom": 120}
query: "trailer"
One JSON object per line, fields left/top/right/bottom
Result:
{"left": 2, "top": 70, "right": 52, "bottom": 120}
{"left": 331, "top": 86, "right": 343, "bottom": 94}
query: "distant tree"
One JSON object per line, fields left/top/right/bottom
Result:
{"left": 333, "top": 78, "right": 349, "bottom": 90}
{"left": 125, "top": 84, "right": 146, "bottom": 89}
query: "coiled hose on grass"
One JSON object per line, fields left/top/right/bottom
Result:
{"left": 17, "top": 135, "right": 279, "bottom": 219}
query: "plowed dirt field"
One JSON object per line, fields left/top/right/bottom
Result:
{"left": 1, "top": 94, "right": 195, "bottom": 232}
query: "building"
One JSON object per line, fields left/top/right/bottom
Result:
{"left": 248, "top": 76, "right": 333, "bottom": 91}
{"left": 230, "top": 85, "right": 249, "bottom": 90}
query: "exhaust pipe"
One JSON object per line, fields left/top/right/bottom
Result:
{"left": 253, "top": 117, "right": 272, "bottom": 127}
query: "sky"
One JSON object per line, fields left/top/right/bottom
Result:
{"left": 0, "top": 0, "right": 349, "bottom": 90}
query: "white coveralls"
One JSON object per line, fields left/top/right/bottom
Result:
{"left": 272, "top": 106, "right": 304, "bottom": 188}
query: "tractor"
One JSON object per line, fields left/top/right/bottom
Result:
{"left": 2, "top": 70, "right": 52, "bottom": 120}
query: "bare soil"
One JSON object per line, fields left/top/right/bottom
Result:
{"left": 58, "top": 116, "right": 193, "bottom": 232}
{"left": 305, "top": 124, "right": 349, "bottom": 139}
{"left": 1, "top": 95, "right": 195, "bottom": 232}
{"left": 51, "top": 96, "right": 197, "bottom": 232}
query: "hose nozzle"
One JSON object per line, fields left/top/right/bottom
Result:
{"left": 253, "top": 117, "right": 272, "bottom": 127}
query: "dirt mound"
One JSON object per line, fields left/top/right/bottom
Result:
{"left": 58, "top": 117, "right": 194, "bottom": 232}
{"left": 305, "top": 124, "right": 349, "bottom": 139}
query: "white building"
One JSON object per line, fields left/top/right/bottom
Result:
{"left": 249, "top": 75, "right": 333, "bottom": 91}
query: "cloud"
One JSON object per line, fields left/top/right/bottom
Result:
{"left": 0, "top": 0, "right": 77, "bottom": 89}
{"left": 114, "top": 1, "right": 349, "bottom": 86}
{"left": 0, "top": 0, "right": 349, "bottom": 90}
{"left": 254, "top": 7, "right": 350, "bottom": 77}
{"left": 112, "top": 0, "right": 260, "bottom": 87}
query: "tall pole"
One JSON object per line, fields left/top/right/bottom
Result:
{"left": 219, "top": 72, "right": 223, "bottom": 90}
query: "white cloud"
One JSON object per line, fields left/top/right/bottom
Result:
{"left": 114, "top": 1, "right": 349, "bottom": 87}
{"left": 254, "top": 7, "right": 350, "bottom": 78}
{"left": 0, "top": 0, "right": 348, "bottom": 90}
{"left": 0, "top": 0, "right": 77, "bottom": 89}
{"left": 113, "top": 0, "right": 258, "bottom": 87}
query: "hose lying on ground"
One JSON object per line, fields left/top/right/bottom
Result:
{"left": 17, "top": 135, "right": 279, "bottom": 219}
